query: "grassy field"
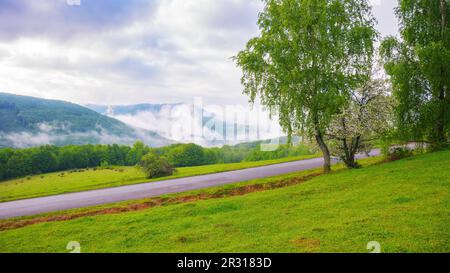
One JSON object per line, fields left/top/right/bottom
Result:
{"left": 0, "top": 151, "right": 448, "bottom": 253}
{"left": 0, "top": 154, "right": 318, "bottom": 202}
{"left": 1, "top": 156, "right": 369, "bottom": 225}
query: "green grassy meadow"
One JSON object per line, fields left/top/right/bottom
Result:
{"left": 0, "top": 154, "right": 318, "bottom": 202}
{"left": 0, "top": 151, "right": 448, "bottom": 253}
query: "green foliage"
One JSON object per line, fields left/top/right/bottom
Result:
{"left": 165, "top": 143, "right": 205, "bottom": 167}
{"left": 139, "top": 152, "right": 174, "bottom": 179}
{"left": 4, "top": 150, "right": 33, "bottom": 179}
{"left": 156, "top": 141, "right": 313, "bottom": 167}
{"left": 0, "top": 142, "right": 143, "bottom": 181}
{"left": 244, "top": 144, "right": 311, "bottom": 162}
{"left": 380, "top": 139, "right": 393, "bottom": 159}
{"left": 386, "top": 147, "right": 414, "bottom": 161}
{"left": 0, "top": 148, "right": 14, "bottom": 180}
{"left": 211, "top": 145, "right": 250, "bottom": 164}
{"left": 380, "top": 0, "right": 450, "bottom": 149}
{"left": 126, "top": 141, "right": 149, "bottom": 166}
{"left": 30, "top": 146, "right": 59, "bottom": 174}
{"left": 0, "top": 139, "right": 313, "bottom": 181}
{"left": 234, "top": 0, "right": 377, "bottom": 172}
{"left": 100, "top": 161, "right": 110, "bottom": 168}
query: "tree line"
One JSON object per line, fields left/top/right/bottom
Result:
{"left": 0, "top": 143, "right": 146, "bottom": 180}
{"left": 0, "top": 141, "right": 312, "bottom": 181}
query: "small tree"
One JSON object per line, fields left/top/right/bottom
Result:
{"left": 126, "top": 141, "right": 149, "bottom": 166}
{"left": 139, "top": 152, "right": 174, "bottom": 179}
{"left": 166, "top": 143, "right": 205, "bottom": 167}
{"left": 327, "top": 78, "right": 394, "bottom": 168}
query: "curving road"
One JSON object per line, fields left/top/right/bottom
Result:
{"left": 0, "top": 150, "right": 380, "bottom": 219}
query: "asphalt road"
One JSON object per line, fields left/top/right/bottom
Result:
{"left": 0, "top": 150, "right": 380, "bottom": 219}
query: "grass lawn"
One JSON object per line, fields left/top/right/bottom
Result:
{"left": 0, "top": 154, "right": 318, "bottom": 202}
{"left": 0, "top": 151, "right": 448, "bottom": 253}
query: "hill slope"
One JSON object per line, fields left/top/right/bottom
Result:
{"left": 0, "top": 93, "right": 171, "bottom": 148}
{"left": 0, "top": 151, "right": 448, "bottom": 253}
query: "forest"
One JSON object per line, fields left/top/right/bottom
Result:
{"left": 0, "top": 141, "right": 313, "bottom": 181}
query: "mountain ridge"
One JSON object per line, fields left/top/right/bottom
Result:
{"left": 0, "top": 92, "right": 171, "bottom": 148}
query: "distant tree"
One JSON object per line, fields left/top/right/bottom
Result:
{"left": 0, "top": 139, "right": 320, "bottom": 181}
{"left": 203, "top": 148, "right": 221, "bottom": 165}
{"left": 0, "top": 148, "right": 14, "bottom": 180}
{"left": 244, "top": 143, "right": 312, "bottom": 162}
{"left": 166, "top": 143, "right": 205, "bottom": 167}
{"left": 126, "top": 141, "right": 149, "bottom": 166}
{"left": 380, "top": 0, "right": 449, "bottom": 150}
{"left": 139, "top": 151, "right": 174, "bottom": 178}
{"left": 87, "top": 145, "right": 103, "bottom": 167}
{"left": 0, "top": 143, "right": 149, "bottom": 181}
{"left": 57, "top": 147, "right": 78, "bottom": 170}
{"left": 100, "top": 160, "right": 110, "bottom": 168}
{"left": 5, "top": 150, "right": 32, "bottom": 178}
{"left": 327, "top": 78, "right": 394, "bottom": 168}
{"left": 235, "top": 0, "right": 377, "bottom": 172}
{"left": 92, "top": 145, "right": 109, "bottom": 166}
{"left": 219, "top": 145, "right": 246, "bottom": 163}
{"left": 30, "top": 145, "right": 58, "bottom": 174}
{"left": 108, "top": 144, "right": 127, "bottom": 166}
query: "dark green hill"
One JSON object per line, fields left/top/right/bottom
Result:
{"left": 0, "top": 93, "right": 171, "bottom": 148}
{"left": 0, "top": 92, "right": 130, "bottom": 134}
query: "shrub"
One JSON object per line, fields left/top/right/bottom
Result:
{"left": 387, "top": 147, "right": 413, "bottom": 161}
{"left": 139, "top": 152, "right": 174, "bottom": 179}
{"left": 100, "top": 161, "right": 110, "bottom": 169}
{"left": 166, "top": 144, "right": 205, "bottom": 167}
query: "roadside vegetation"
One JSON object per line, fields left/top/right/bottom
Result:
{"left": 0, "top": 140, "right": 313, "bottom": 182}
{"left": 0, "top": 156, "right": 383, "bottom": 230}
{"left": 0, "top": 150, "right": 448, "bottom": 253}
{"left": 0, "top": 154, "right": 318, "bottom": 203}
{"left": 139, "top": 151, "right": 174, "bottom": 179}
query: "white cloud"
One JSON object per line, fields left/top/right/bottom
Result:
{"left": 0, "top": 0, "right": 264, "bottom": 106}
{"left": 103, "top": 99, "right": 283, "bottom": 147}
{"left": 0, "top": 0, "right": 399, "bottom": 106}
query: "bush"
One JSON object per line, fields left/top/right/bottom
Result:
{"left": 387, "top": 147, "right": 413, "bottom": 161}
{"left": 166, "top": 143, "right": 205, "bottom": 167}
{"left": 139, "top": 152, "right": 174, "bottom": 179}
{"left": 244, "top": 144, "right": 312, "bottom": 162}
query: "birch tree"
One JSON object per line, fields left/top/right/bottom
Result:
{"left": 235, "top": 0, "right": 377, "bottom": 172}
{"left": 380, "top": 0, "right": 449, "bottom": 150}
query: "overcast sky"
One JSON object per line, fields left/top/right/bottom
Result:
{"left": 0, "top": 0, "right": 399, "bottom": 106}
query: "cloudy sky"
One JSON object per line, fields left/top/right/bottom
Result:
{"left": 0, "top": 0, "right": 399, "bottom": 106}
